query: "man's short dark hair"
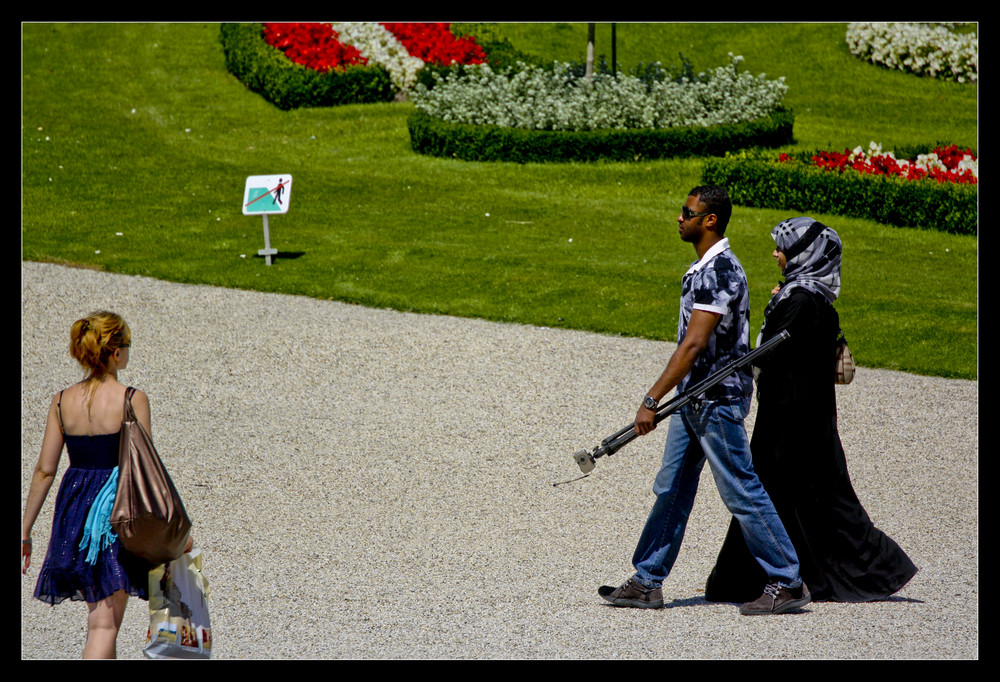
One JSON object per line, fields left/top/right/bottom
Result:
{"left": 689, "top": 185, "right": 732, "bottom": 235}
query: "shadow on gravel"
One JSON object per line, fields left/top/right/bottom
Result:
{"left": 663, "top": 596, "right": 808, "bottom": 613}
{"left": 654, "top": 594, "right": 925, "bottom": 610}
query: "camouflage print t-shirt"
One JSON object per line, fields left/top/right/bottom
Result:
{"left": 675, "top": 238, "right": 753, "bottom": 402}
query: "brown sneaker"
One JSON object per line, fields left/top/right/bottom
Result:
{"left": 739, "top": 582, "right": 811, "bottom": 615}
{"left": 598, "top": 578, "right": 664, "bottom": 608}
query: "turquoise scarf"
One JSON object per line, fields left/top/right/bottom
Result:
{"left": 78, "top": 466, "right": 119, "bottom": 565}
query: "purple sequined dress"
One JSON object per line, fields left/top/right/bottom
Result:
{"left": 33, "top": 431, "right": 149, "bottom": 605}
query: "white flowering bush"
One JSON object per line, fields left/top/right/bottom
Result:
{"left": 845, "top": 22, "right": 978, "bottom": 83}
{"left": 330, "top": 22, "right": 425, "bottom": 92}
{"left": 411, "top": 54, "right": 788, "bottom": 131}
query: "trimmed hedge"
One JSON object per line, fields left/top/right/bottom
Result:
{"left": 407, "top": 108, "right": 794, "bottom": 163}
{"left": 702, "top": 151, "right": 977, "bottom": 235}
{"left": 219, "top": 23, "right": 394, "bottom": 110}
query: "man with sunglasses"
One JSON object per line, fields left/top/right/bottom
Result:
{"left": 599, "top": 185, "right": 810, "bottom": 616}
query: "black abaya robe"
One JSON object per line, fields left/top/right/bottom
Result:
{"left": 704, "top": 289, "right": 917, "bottom": 602}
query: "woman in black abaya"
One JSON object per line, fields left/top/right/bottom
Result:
{"left": 704, "top": 217, "right": 917, "bottom": 603}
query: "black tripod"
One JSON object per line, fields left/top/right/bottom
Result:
{"left": 572, "top": 330, "right": 790, "bottom": 474}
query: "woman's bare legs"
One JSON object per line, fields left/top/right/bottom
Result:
{"left": 84, "top": 589, "right": 128, "bottom": 659}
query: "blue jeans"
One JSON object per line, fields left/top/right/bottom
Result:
{"left": 632, "top": 398, "right": 801, "bottom": 590}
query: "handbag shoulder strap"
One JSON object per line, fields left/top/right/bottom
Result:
{"left": 820, "top": 297, "right": 846, "bottom": 344}
{"left": 123, "top": 386, "right": 137, "bottom": 423}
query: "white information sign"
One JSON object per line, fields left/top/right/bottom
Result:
{"left": 242, "top": 174, "right": 292, "bottom": 215}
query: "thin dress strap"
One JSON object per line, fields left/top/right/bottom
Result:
{"left": 57, "top": 390, "right": 65, "bottom": 434}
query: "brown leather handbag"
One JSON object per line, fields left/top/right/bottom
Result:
{"left": 110, "top": 387, "right": 192, "bottom": 566}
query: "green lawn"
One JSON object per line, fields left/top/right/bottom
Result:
{"left": 21, "top": 22, "right": 977, "bottom": 379}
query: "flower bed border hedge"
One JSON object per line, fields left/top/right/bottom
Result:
{"left": 406, "top": 108, "right": 794, "bottom": 164}
{"left": 220, "top": 23, "right": 394, "bottom": 110}
{"left": 701, "top": 152, "right": 977, "bottom": 235}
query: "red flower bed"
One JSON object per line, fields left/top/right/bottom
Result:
{"left": 780, "top": 144, "right": 977, "bottom": 184}
{"left": 262, "top": 23, "right": 367, "bottom": 72}
{"left": 381, "top": 22, "right": 487, "bottom": 66}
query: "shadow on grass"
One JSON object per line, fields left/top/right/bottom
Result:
{"left": 253, "top": 251, "right": 305, "bottom": 262}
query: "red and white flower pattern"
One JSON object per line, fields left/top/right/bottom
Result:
{"left": 781, "top": 141, "right": 977, "bottom": 184}
{"left": 263, "top": 22, "right": 486, "bottom": 92}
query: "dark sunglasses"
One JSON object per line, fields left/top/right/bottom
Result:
{"left": 681, "top": 206, "right": 712, "bottom": 220}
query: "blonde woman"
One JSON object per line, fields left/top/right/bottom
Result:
{"left": 22, "top": 311, "right": 152, "bottom": 658}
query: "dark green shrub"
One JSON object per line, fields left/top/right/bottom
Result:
{"left": 702, "top": 151, "right": 977, "bottom": 234}
{"left": 219, "top": 23, "right": 394, "bottom": 110}
{"left": 407, "top": 108, "right": 794, "bottom": 163}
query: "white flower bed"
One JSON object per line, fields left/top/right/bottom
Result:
{"left": 845, "top": 22, "right": 978, "bottom": 83}
{"left": 411, "top": 54, "right": 787, "bottom": 131}
{"left": 330, "top": 22, "right": 425, "bottom": 92}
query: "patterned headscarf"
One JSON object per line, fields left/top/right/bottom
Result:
{"left": 763, "top": 217, "right": 842, "bottom": 321}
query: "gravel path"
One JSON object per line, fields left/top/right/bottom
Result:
{"left": 20, "top": 261, "right": 978, "bottom": 660}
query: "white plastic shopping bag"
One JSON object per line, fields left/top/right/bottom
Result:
{"left": 143, "top": 548, "right": 212, "bottom": 659}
